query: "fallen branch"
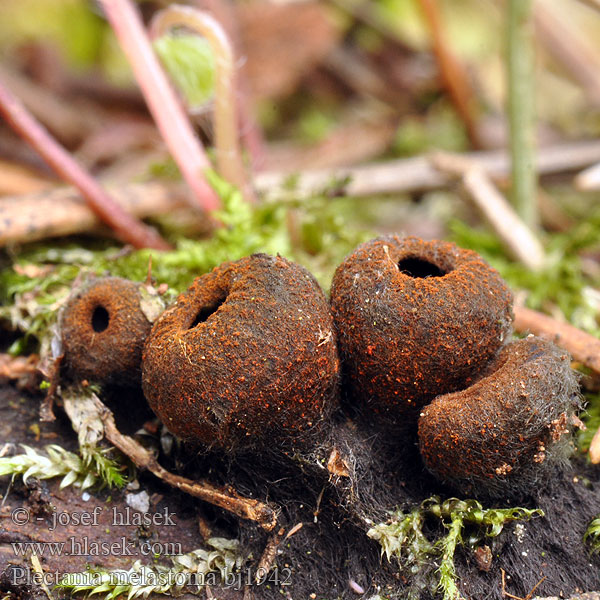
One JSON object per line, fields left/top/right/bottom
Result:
{"left": 514, "top": 305, "right": 600, "bottom": 375}
{"left": 0, "top": 181, "right": 193, "bottom": 246}
{"left": 432, "top": 153, "right": 545, "bottom": 271}
{"left": 4, "top": 140, "right": 600, "bottom": 246}
{"left": 0, "top": 78, "right": 171, "bottom": 251}
{"left": 89, "top": 394, "right": 278, "bottom": 531}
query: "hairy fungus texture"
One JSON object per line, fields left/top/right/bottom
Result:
{"left": 142, "top": 253, "right": 340, "bottom": 449}
{"left": 418, "top": 336, "right": 582, "bottom": 498}
{"left": 329, "top": 236, "right": 513, "bottom": 423}
{"left": 60, "top": 277, "right": 153, "bottom": 386}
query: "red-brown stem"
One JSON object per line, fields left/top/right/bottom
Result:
{"left": 417, "top": 0, "right": 482, "bottom": 148}
{"left": 0, "top": 78, "right": 171, "bottom": 250}
{"left": 151, "top": 5, "right": 255, "bottom": 202}
{"left": 100, "top": 0, "right": 220, "bottom": 211}
{"left": 514, "top": 305, "right": 600, "bottom": 375}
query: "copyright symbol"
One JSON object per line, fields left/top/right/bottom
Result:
{"left": 12, "top": 507, "right": 30, "bottom": 525}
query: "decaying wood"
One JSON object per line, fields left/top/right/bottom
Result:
{"left": 432, "top": 153, "right": 545, "bottom": 271}
{"left": 514, "top": 305, "right": 600, "bottom": 376}
{"left": 89, "top": 393, "right": 278, "bottom": 531}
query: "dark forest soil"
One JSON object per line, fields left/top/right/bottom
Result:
{"left": 1, "top": 383, "right": 600, "bottom": 600}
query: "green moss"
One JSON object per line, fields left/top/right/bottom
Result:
{"left": 0, "top": 172, "right": 368, "bottom": 355}
{"left": 368, "top": 496, "right": 543, "bottom": 600}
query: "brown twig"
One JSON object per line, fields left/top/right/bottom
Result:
{"left": 514, "top": 305, "right": 600, "bottom": 376}
{"left": 432, "top": 153, "right": 545, "bottom": 270}
{"left": 501, "top": 568, "right": 546, "bottom": 600}
{"left": 0, "top": 78, "right": 171, "bottom": 251}
{"left": 100, "top": 0, "right": 220, "bottom": 211}
{"left": 255, "top": 527, "right": 285, "bottom": 583}
{"left": 5, "top": 140, "right": 600, "bottom": 246}
{"left": 0, "top": 181, "right": 192, "bottom": 247}
{"left": 417, "top": 0, "right": 482, "bottom": 148}
{"left": 91, "top": 394, "right": 277, "bottom": 531}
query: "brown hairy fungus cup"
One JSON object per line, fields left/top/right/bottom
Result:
{"left": 330, "top": 236, "right": 513, "bottom": 425}
{"left": 418, "top": 336, "right": 582, "bottom": 498}
{"left": 60, "top": 277, "right": 154, "bottom": 386}
{"left": 142, "top": 253, "right": 340, "bottom": 449}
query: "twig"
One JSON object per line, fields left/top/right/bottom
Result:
{"left": 432, "top": 153, "right": 545, "bottom": 271}
{"left": 575, "top": 0, "right": 600, "bottom": 14}
{"left": 507, "top": 0, "right": 538, "bottom": 228}
{"left": 91, "top": 394, "right": 277, "bottom": 531}
{"left": 255, "top": 527, "right": 285, "bottom": 583}
{"left": 150, "top": 4, "right": 254, "bottom": 201}
{"left": 589, "top": 426, "right": 600, "bottom": 464}
{"left": 0, "top": 78, "right": 171, "bottom": 251}
{"left": 534, "top": 1, "right": 600, "bottom": 106}
{"left": 0, "top": 181, "right": 193, "bottom": 247}
{"left": 5, "top": 140, "right": 600, "bottom": 246}
{"left": 514, "top": 305, "right": 600, "bottom": 376}
{"left": 100, "top": 0, "right": 220, "bottom": 211}
{"left": 417, "top": 0, "right": 482, "bottom": 148}
{"left": 574, "top": 162, "right": 600, "bottom": 191}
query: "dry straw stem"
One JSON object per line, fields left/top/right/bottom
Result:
{"left": 0, "top": 78, "right": 171, "bottom": 251}
{"left": 432, "top": 152, "right": 545, "bottom": 271}
{"left": 151, "top": 5, "right": 254, "bottom": 202}
{"left": 88, "top": 393, "right": 278, "bottom": 531}
{"left": 100, "top": 0, "right": 219, "bottom": 211}
{"left": 4, "top": 140, "right": 600, "bottom": 246}
{"left": 534, "top": 1, "right": 600, "bottom": 106}
{"left": 514, "top": 305, "right": 600, "bottom": 376}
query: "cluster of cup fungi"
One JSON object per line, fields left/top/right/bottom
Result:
{"left": 59, "top": 235, "right": 581, "bottom": 500}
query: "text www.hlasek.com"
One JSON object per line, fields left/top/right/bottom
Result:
{"left": 11, "top": 538, "right": 182, "bottom": 557}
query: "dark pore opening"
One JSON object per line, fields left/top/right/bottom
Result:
{"left": 398, "top": 257, "right": 446, "bottom": 278}
{"left": 91, "top": 306, "right": 110, "bottom": 333}
{"left": 190, "top": 296, "right": 227, "bottom": 329}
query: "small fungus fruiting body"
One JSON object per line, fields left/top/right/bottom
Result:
{"left": 142, "top": 253, "right": 340, "bottom": 449}
{"left": 329, "top": 236, "right": 513, "bottom": 424}
{"left": 60, "top": 277, "right": 153, "bottom": 386}
{"left": 418, "top": 336, "right": 582, "bottom": 498}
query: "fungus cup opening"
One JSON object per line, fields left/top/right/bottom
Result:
{"left": 91, "top": 305, "right": 110, "bottom": 333}
{"left": 189, "top": 293, "right": 227, "bottom": 329}
{"left": 397, "top": 256, "right": 447, "bottom": 278}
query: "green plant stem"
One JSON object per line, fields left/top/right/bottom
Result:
{"left": 507, "top": 0, "right": 538, "bottom": 228}
{"left": 151, "top": 5, "right": 255, "bottom": 203}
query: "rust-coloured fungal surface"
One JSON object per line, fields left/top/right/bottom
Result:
{"left": 60, "top": 277, "right": 153, "bottom": 386}
{"left": 142, "top": 253, "right": 340, "bottom": 449}
{"left": 329, "top": 236, "right": 513, "bottom": 424}
{"left": 418, "top": 336, "right": 582, "bottom": 498}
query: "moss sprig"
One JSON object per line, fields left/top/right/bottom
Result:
{"left": 57, "top": 537, "right": 243, "bottom": 599}
{"left": 584, "top": 515, "right": 600, "bottom": 554}
{"left": 368, "top": 496, "right": 543, "bottom": 600}
{"left": 0, "top": 444, "right": 125, "bottom": 491}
